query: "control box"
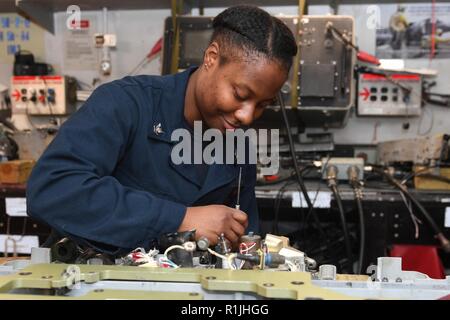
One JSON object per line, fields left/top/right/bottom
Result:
{"left": 321, "top": 157, "right": 365, "bottom": 181}
{"left": 357, "top": 72, "right": 422, "bottom": 116}
{"left": 293, "top": 16, "right": 356, "bottom": 128}
{"left": 10, "top": 76, "right": 77, "bottom": 116}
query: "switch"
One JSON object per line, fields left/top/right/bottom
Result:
{"left": 30, "top": 89, "right": 37, "bottom": 103}
{"left": 47, "top": 96, "right": 55, "bottom": 104}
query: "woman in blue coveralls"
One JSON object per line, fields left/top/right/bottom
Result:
{"left": 26, "top": 5, "right": 297, "bottom": 253}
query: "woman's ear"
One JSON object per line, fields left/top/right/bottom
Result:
{"left": 203, "top": 41, "right": 220, "bottom": 70}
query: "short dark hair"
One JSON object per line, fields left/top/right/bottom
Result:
{"left": 211, "top": 5, "right": 297, "bottom": 71}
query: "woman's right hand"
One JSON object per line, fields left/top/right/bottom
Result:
{"left": 178, "top": 205, "right": 248, "bottom": 246}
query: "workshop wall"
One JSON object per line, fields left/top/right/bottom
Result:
{"left": 325, "top": 4, "right": 450, "bottom": 145}
{"left": 1, "top": 3, "right": 449, "bottom": 145}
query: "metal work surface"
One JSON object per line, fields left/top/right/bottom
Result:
{"left": 1, "top": 258, "right": 450, "bottom": 300}
{"left": 0, "top": 263, "right": 351, "bottom": 300}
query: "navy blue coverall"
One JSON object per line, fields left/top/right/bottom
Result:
{"left": 26, "top": 67, "right": 259, "bottom": 252}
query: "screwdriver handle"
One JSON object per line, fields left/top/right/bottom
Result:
{"left": 357, "top": 51, "right": 380, "bottom": 66}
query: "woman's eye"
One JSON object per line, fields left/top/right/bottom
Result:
{"left": 234, "top": 89, "right": 246, "bottom": 101}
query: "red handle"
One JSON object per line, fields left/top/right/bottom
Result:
{"left": 357, "top": 51, "right": 380, "bottom": 66}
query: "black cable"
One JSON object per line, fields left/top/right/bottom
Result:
{"left": 330, "top": 183, "right": 353, "bottom": 273}
{"left": 351, "top": 183, "right": 365, "bottom": 275}
{"left": 302, "top": 156, "right": 331, "bottom": 241}
{"left": 299, "top": 156, "right": 333, "bottom": 248}
{"left": 277, "top": 92, "right": 327, "bottom": 240}
{"left": 401, "top": 166, "right": 437, "bottom": 184}
{"left": 373, "top": 167, "right": 450, "bottom": 253}
{"left": 272, "top": 166, "right": 314, "bottom": 234}
{"left": 272, "top": 180, "right": 295, "bottom": 234}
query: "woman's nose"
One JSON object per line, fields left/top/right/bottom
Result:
{"left": 234, "top": 103, "right": 255, "bottom": 126}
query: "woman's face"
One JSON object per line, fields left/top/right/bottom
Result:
{"left": 194, "top": 44, "right": 288, "bottom": 132}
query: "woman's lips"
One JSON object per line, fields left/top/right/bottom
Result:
{"left": 222, "top": 116, "right": 239, "bottom": 130}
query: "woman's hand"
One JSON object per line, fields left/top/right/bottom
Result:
{"left": 178, "top": 205, "right": 248, "bottom": 246}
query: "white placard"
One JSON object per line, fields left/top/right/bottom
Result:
{"left": 5, "top": 197, "right": 27, "bottom": 217}
{"left": 0, "top": 235, "right": 38, "bottom": 254}
{"left": 445, "top": 207, "right": 450, "bottom": 228}
{"left": 64, "top": 16, "right": 98, "bottom": 70}
{"left": 292, "top": 191, "right": 331, "bottom": 208}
